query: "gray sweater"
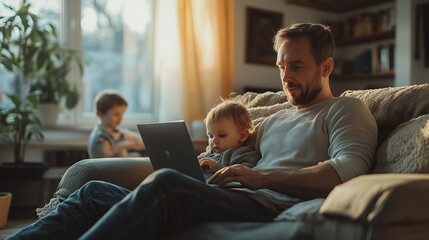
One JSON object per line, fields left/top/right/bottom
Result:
{"left": 237, "top": 97, "right": 378, "bottom": 212}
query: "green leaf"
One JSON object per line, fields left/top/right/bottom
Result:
{"left": 65, "top": 91, "right": 79, "bottom": 109}
{"left": 7, "top": 93, "right": 21, "bottom": 106}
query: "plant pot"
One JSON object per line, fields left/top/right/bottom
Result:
{"left": 38, "top": 103, "right": 60, "bottom": 126}
{"left": 0, "top": 192, "right": 12, "bottom": 229}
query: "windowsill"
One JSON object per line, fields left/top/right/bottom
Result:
{"left": 0, "top": 123, "right": 207, "bottom": 149}
{"left": 0, "top": 126, "right": 91, "bottom": 148}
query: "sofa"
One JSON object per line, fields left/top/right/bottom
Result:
{"left": 37, "top": 84, "right": 429, "bottom": 240}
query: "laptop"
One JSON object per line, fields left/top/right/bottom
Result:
{"left": 137, "top": 120, "right": 206, "bottom": 182}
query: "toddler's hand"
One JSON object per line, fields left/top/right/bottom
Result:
{"left": 199, "top": 158, "right": 217, "bottom": 172}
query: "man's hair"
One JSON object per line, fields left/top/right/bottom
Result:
{"left": 94, "top": 90, "right": 128, "bottom": 115}
{"left": 204, "top": 100, "right": 253, "bottom": 132}
{"left": 273, "top": 23, "right": 335, "bottom": 65}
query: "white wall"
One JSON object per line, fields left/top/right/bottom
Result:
{"left": 233, "top": 0, "right": 336, "bottom": 93}
{"left": 411, "top": 0, "right": 429, "bottom": 85}
{"left": 395, "top": 0, "right": 429, "bottom": 86}
{"left": 396, "top": 0, "right": 414, "bottom": 86}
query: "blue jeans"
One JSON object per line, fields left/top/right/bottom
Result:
{"left": 9, "top": 169, "right": 274, "bottom": 240}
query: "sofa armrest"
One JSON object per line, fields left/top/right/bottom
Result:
{"left": 36, "top": 157, "right": 153, "bottom": 218}
{"left": 320, "top": 174, "right": 429, "bottom": 225}
{"left": 56, "top": 157, "right": 153, "bottom": 198}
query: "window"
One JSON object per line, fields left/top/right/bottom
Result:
{"left": 0, "top": 0, "right": 61, "bottom": 109}
{"left": 78, "top": 0, "right": 155, "bottom": 125}
{"left": 0, "top": 0, "right": 156, "bottom": 127}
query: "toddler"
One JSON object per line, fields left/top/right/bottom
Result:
{"left": 198, "top": 99, "right": 260, "bottom": 175}
{"left": 88, "top": 90, "right": 145, "bottom": 158}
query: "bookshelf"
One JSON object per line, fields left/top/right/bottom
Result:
{"left": 336, "top": 30, "right": 395, "bottom": 46}
{"left": 285, "top": 0, "right": 394, "bottom": 12}
{"left": 285, "top": 0, "right": 396, "bottom": 81}
{"left": 331, "top": 72, "right": 394, "bottom": 81}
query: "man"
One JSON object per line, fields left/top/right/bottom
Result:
{"left": 9, "top": 23, "right": 377, "bottom": 240}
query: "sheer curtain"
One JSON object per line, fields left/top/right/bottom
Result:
{"left": 153, "top": 0, "right": 234, "bottom": 122}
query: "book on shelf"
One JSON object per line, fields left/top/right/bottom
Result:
{"left": 371, "top": 46, "right": 381, "bottom": 73}
{"left": 378, "top": 43, "right": 395, "bottom": 73}
{"left": 325, "top": 6, "right": 395, "bottom": 40}
{"left": 336, "top": 43, "right": 394, "bottom": 76}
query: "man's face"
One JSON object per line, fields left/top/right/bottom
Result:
{"left": 276, "top": 36, "right": 323, "bottom": 108}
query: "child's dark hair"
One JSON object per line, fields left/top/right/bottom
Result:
{"left": 94, "top": 90, "right": 128, "bottom": 115}
{"left": 204, "top": 99, "right": 253, "bottom": 132}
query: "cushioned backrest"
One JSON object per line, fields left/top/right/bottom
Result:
{"left": 374, "top": 114, "right": 429, "bottom": 173}
{"left": 340, "top": 84, "right": 429, "bottom": 147}
{"left": 232, "top": 85, "right": 429, "bottom": 149}
{"left": 230, "top": 91, "right": 291, "bottom": 147}
{"left": 340, "top": 84, "right": 429, "bottom": 127}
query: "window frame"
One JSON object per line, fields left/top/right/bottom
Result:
{"left": 62, "top": 0, "right": 157, "bottom": 130}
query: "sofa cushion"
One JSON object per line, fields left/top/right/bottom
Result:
{"left": 231, "top": 90, "right": 290, "bottom": 126}
{"left": 340, "top": 84, "right": 429, "bottom": 127}
{"left": 340, "top": 84, "right": 429, "bottom": 147}
{"left": 320, "top": 174, "right": 429, "bottom": 225}
{"left": 36, "top": 157, "right": 153, "bottom": 218}
{"left": 231, "top": 91, "right": 291, "bottom": 147}
{"left": 374, "top": 114, "right": 429, "bottom": 173}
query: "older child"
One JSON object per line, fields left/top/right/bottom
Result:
{"left": 198, "top": 99, "right": 260, "bottom": 175}
{"left": 88, "top": 90, "right": 145, "bottom": 158}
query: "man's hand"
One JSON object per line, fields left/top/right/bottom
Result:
{"left": 208, "top": 164, "right": 267, "bottom": 189}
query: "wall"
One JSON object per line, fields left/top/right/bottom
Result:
{"left": 234, "top": 0, "right": 429, "bottom": 95}
{"left": 233, "top": 0, "right": 335, "bottom": 93}
{"left": 396, "top": 0, "right": 414, "bottom": 86}
{"left": 410, "top": 0, "right": 429, "bottom": 85}
{"left": 395, "top": 0, "right": 429, "bottom": 86}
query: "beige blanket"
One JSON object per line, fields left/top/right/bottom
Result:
{"left": 231, "top": 91, "right": 291, "bottom": 147}
{"left": 340, "top": 84, "right": 429, "bottom": 127}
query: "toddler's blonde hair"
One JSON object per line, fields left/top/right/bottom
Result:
{"left": 204, "top": 99, "right": 252, "bottom": 132}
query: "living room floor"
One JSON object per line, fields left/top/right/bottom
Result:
{"left": 0, "top": 218, "right": 36, "bottom": 239}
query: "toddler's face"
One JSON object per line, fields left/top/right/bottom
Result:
{"left": 99, "top": 104, "right": 127, "bottom": 131}
{"left": 206, "top": 117, "right": 247, "bottom": 153}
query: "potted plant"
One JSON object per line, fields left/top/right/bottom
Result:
{"left": 0, "top": 192, "right": 12, "bottom": 228}
{"left": 0, "top": 0, "right": 48, "bottom": 170}
{"left": 0, "top": 0, "right": 84, "bottom": 126}
{"left": 0, "top": 91, "right": 44, "bottom": 165}
{"left": 29, "top": 32, "right": 84, "bottom": 125}
{"left": 0, "top": 90, "right": 47, "bottom": 218}
{"left": 0, "top": 0, "right": 78, "bottom": 218}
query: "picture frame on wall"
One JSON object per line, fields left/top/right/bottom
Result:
{"left": 245, "top": 7, "right": 283, "bottom": 65}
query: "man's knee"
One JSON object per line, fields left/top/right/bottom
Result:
{"left": 153, "top": 168, "right": 184, "bottom": 180}
{"left": 139, "top": 168, "right": 191, "bottom": 194}
{"left": 143, "top": 168, "right": 184, "bottom": 184}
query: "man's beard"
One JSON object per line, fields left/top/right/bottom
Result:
{"left": 286, "top": 70, "right": 322, "bottom": 106}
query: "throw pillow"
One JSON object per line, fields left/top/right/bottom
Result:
{"left": 373, "top": 114, "right": 429, "bottom": 173}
